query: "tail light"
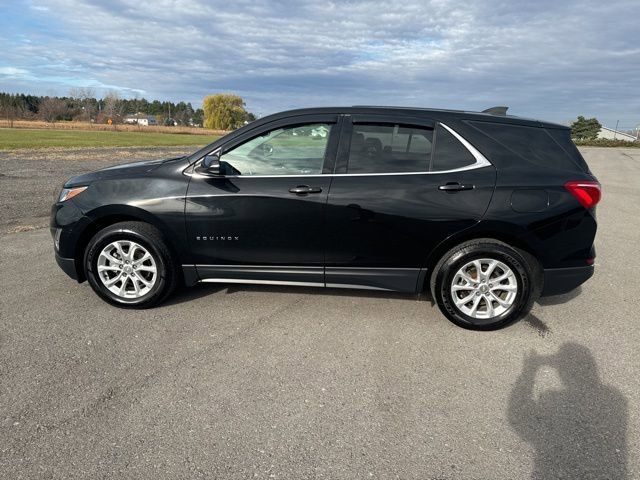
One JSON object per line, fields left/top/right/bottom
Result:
{"left": 564, "top": 181, "right": 601, "bottom": 209}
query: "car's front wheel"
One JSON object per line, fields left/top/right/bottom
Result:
{"left": 431, "top": 239, "right": 540, "bottom": 330}
{"left": 84, "top": 221, "right": 178, "bottom": 308}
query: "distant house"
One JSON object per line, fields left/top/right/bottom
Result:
{"left": 123, "top": 114, "right": 158, "bottom": 126}
{"left": 137, "top": 116, "right": 158, "bottom": 126}
{"left": 597, "top": 126, "right": 637, "bottom": 142}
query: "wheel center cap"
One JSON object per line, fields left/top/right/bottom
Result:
{"left": 479, "top": 285, "right": 489, "bottom": 293}
{"left": 123, "top": 265, "right": 133, "bottom": 274}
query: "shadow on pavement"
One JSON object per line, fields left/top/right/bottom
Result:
{"left": 162, "top": 282, "right": 431, "bottom": 307}
{"left": 508, "top": 342, "right": 628, "bottom": 479}
{"left": 522, "top": 313, "right": 552, "bottom": 337}
{"left": 536, "top": 286, "right": 583, "bottom": 306}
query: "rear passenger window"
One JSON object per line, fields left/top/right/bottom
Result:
{"left": 431, "top": 124, "right": 476, "bottom": 171}
{"left": 347, "top": 124, "right": 433, "bottom": 173}
{"left": 469, "top": 121, "right": 583, "bottom": 171}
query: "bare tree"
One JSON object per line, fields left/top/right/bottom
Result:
{"left": 0, "top": 95, "right": 24, "bottom": 127}
{"left": 103, "top": 90, "right": 124, "bottom": 123}
{"left": 69, "top": 87, "right": 96, "bottom": 122}
{"left": 39, "top": 96, "right": 68, "bottom": 123}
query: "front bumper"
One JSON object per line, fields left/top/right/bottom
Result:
{"left": 55, "top": 251, "right": 79, "bottom": 280}
{"left": 541, "top": 265, "right": 594, "bottom": 296}
{"left": 51, "top": 200, "right": 87, "bottom": 282}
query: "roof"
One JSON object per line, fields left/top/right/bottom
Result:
{"left": 599, "top": 126, "right": 637, "bottom": 141}
{"left": 250, "top": 106, "right": 568, "bottom": 130}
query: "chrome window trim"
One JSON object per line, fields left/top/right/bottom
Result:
{"left": 438, "top": 123, "right": 492, "bottom": 169}
{"left": 185, "top": 122, "right": 492, "bottom": 178}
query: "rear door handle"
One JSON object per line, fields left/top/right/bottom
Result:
{"left": 438, "top": 182, "right": 475, "bottom": 192}
{"left": 289, "top": 185, "right": 323, "bottom": 194}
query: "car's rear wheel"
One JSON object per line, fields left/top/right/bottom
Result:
{"left": 431, "top": 239, "right": 539, "bottom": 330}
{"left": 84, "top": 221, "right": 178, "bottom": 308}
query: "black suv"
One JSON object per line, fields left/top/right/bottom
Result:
{"left": 51, "top": 106, "right": 600, "bottom": 329}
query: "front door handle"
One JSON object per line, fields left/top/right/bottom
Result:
{"left": 438, "top": 182, "right": 475, "bottom": 192}
{"left": 289, "top": 185, "right": 323, "bottom": 195}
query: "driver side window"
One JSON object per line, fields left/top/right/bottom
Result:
{"left": 219, "top": 123, "right": 333, "bottom": 176}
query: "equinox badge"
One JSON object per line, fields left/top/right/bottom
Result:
{"left": 196, "top": 235, "right": 239, "bottom": 241}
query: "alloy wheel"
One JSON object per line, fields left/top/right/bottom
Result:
{"left": 450, "top": 258, "right": 518, "bottom": 319}
{"left": 96, "top": 240, "right": 157, "bottom": 299}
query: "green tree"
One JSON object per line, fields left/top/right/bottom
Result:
{"left": 571, "top": 116, "right": 602, "bottom": 140}
{"left": 202, "top": 93, "right": 248, "bottom": 130}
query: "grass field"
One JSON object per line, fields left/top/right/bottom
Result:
{"left": 0, "top": 128, "right": 220, "bottom": 150}
{"left": 0, "top": 119, "right": 226, "bottom": 136}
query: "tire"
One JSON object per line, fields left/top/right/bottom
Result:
{"left": 84, "top": 221, "right": 178, "bottom": 308}
{"left": 430, "top": 239, "right": 540, "bottom": 330}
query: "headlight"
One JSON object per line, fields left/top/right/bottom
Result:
{"left": 59, "top": 186, "right": 88, "bottom": 202}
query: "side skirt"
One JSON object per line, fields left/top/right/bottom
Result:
{"left": 325, "top": 267, "right": 421, "bottom": 292}
{"left": 184, "top": 265, "right": 423, "bottom": 293}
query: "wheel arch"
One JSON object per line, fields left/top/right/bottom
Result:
{"left": 73, "top": 205, "right": 183, "bottom": 283}
{"left": 423, "top": 223, "right": 543, "bottom": 293}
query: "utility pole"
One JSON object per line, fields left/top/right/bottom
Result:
{"left": 614, "top": 120, "right": 619, "bottom": 140}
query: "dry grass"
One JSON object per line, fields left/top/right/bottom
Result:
{"left": 0, "top": 119, "right": 228, "bottom": 136}
{"left": 7, "top": 225, "right": 41, "bottom": 234}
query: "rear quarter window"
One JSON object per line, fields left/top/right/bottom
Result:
{"left": 469, "top": 121, "right": 586, "bottom": 171}
{"left": 431, "top": 124, "right": 476, "bottom": 171}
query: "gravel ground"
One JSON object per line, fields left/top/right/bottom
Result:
{"left": 0, "top": 147, "right": 638, "bottom": 479}
{"left": 0, "top": 146, "right": 198, "bottom": 234}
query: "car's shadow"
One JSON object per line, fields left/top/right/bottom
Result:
{"left": 536, "top": 286, "right": 583, "bottom": 306}
{"left": 162, "top": 282, "right": 432, "bottom": 308}
{"left": 166, "top": 282, "right": 584, "bottom": 307}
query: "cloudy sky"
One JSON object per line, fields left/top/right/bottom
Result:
{"left": 1, "top": 0, "right": 638, "bottom": 128}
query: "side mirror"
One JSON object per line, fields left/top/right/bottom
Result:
{"left": 201, "top": 153, "right": 221, "bottom": 174}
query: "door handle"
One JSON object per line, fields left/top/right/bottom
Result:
{"left": 438, "top": 182, "right": 475, "bottom": 192}
{"left": 289, "top": 185, "right": 323, "bottom": 194}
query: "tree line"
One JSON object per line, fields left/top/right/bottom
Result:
{"left": 0, "top": 89, "right": 205, "bottom": 127}
{"left": 0, "top": 90, "right": 259, "bottom": 130}
{"left": 0, "top": 91, "right": 622, "bottom": 138}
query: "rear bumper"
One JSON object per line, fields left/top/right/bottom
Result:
{"left": 55, "top": 251, "right": 79, "bottom": 281}
{"left": 541, "top": 265, "right": 594, "bottom": 296}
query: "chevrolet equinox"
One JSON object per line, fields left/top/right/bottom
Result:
{"left": 51, "top": 106, "right": 600, "bottom": 329}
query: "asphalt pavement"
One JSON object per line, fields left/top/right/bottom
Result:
{"left": 0, "top": 147, "right": 639, "bottom": 479}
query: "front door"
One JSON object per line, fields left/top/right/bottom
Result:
{"left": 185, "top": 114, "right": 340, "bottom": 285}
{"left": 324, "top": 116, "right": 496, "bottom": 292}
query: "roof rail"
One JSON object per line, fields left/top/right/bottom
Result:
{"left": 482, "top": 106, "right": 509, "bottom": 115}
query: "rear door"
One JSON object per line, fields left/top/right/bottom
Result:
{"left": 324, "top": 115, "right": 496, "bottom": 292}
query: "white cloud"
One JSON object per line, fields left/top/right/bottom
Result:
{"left": 1, "top": 0, "right": 639, "bottom": 127}
{"left": 0, "top": 67, "right": 29, "bottom": 76}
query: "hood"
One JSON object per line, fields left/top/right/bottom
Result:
{"left": 64, "top": 156, "right": 184, "bottom": 187}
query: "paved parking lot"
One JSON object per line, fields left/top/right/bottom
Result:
{"left": 1, "top": 147, "right": 639, "bottom": 479}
